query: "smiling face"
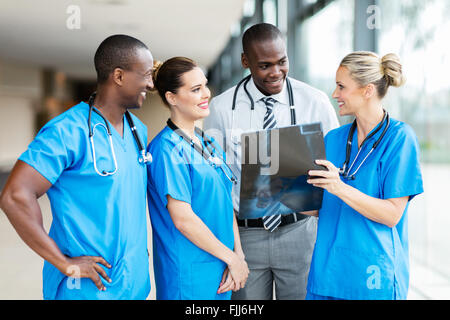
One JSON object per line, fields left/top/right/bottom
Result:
{"left": 332, "top": 66, "right": 367, "bottom": 117}
{"left": 166, "top": 67, "right": 211, "bottom": 121}
{"left": 120, "top": 47, "right": 154, "bottom": 109}
{"left": 242, "top": 36, "right": 289, "bottom": 96}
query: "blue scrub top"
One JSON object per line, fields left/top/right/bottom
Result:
{"left": 147, "top": 126, "right": 234, "bottom": 300}
{"left": 19, "top": 102, "right": 150, "bottom": 300}
{"left": 307, "top": 117, "right": 423, "bottom": 300}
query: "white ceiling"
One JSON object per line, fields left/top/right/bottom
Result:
{"left": 0, "top": 0, "right": 246, "bottom": 79}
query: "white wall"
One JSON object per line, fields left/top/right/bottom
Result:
{"left": 0, "top": 96, "right": 35, "bottom": 168}
{"left": 0, "top": 59, "right": 41, "bottom": 169}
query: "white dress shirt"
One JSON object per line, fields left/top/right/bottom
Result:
{"left": 203, "top": 76, "right": 339, "bottom": 213}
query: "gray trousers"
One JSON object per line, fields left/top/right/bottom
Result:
{"left": 232, "top": 216, "right": 317, "bottom": 300}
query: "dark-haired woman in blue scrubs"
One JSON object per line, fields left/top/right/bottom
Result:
{"left": 306, "top": 52, "right": 423, "bottom": 300}
{"left": 147, "top": 57, "right": 249, "bottom": 300}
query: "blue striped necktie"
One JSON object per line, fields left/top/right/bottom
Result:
{"left": 261, "top": 97, "right": 281, "bottom": 232}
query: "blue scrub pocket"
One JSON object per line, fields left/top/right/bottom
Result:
{"left": 188, "top": 260, "right": 229, "bottom": 300}
{"left": 329, "top": 246, "right": 395, "bottom": 300}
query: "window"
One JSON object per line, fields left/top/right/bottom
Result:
{"left": 378, "top": 0, "right": 450, "bottom": 294}
{"left": 294, "top": 0, "right": 355, "bottom": 122}
{"left": 263, "top": 0, "right": 277, "bottom": 25}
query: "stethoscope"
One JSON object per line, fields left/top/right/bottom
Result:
{"left": 166, "top": 119, "right": 237, "bottom": 184}
{"left": 339, "top": 110, "right": 390, "bottom": 180}
{"left": 87, "top": 92, "right": 152, "bottom": 177}
{"left": 230, "top": 75, "right": 296, "bottom": 143}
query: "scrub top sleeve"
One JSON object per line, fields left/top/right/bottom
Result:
{"left": 18, "top": 125, "right": 70, "bottom": 185}
{"left": 382, "top": 125, "right": 424, "bottom": 201}
{"left": 149, "top": 142, "right": 193, "bottom": 208}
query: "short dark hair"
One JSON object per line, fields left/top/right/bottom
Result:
{"left": 242, "top": 23, "right": 283, "bottom": 55}
{"left": 94, "top": 34, "right": 148, "bottom": 84}
{"left": 153, "top": 57, "right": 198, "bottom": 107}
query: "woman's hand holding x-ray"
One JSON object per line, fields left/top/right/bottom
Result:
{"left": 307, "top": 159, "right": 345, "bottom": 196}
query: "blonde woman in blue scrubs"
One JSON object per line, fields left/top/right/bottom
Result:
{"left": 306, "top": 52, "right": 424, "bottom": 300}
{"left": 147, "top": 57, "right": 249, "bottom": 300}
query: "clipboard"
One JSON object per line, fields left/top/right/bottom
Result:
{"left": 238, "top": 122, "right": 326, "bottom": 220}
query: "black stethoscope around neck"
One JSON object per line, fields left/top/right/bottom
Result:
{"left": 166, "top": 119, "right": 237, "bottom": 185}
{"left": 339, "top": 110, "right": 390, "bottom": 180}
{"left": 87, "top": 92, "right": 152, "bottom": 176}
{"left": 231, "top": 75, "right": 297, "bottom": 134}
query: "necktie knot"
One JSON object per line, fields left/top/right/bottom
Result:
{"left": 262, "top": 97, "right": 277, "bottom": 130}
{"left": 262, "top": 97, "right": 276, "bottom": 109}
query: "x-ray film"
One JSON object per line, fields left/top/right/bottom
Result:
{"left": 238, "top": 123, "right": 326, "bottom": 220}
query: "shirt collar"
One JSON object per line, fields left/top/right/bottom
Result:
{"left": 247, "top": 76, "right": 290, "bottom": 106}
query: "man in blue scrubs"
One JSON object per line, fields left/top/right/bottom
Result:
{"left": 0, "top": 35, "right": 154, "bottom": 299}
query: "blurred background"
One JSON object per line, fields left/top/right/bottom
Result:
{"left": 0, "top": 0, "right": 449, "bottom": 299}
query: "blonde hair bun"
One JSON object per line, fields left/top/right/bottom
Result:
{"left": 381, "top": 53, "right": 405, "bottom": 87}
{"left": 340, "top": 51, "right": 405, "bottom": 98}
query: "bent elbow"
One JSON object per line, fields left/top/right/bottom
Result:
{"left": 172, "top": 215, "right": 190, "bottom": 234}
{"left": 172, "top": 215, "right": 200, "bottom": 239}
{"left": 172, "top": 218, "right": 184, "bottom": 232}
{"left": 384, "top": 197, "right": 408, "bottom": 228}
{"left": 0, "top": 186, "right": 29, "bottom": 217}
{"left": 166, "top": 198, "right": 196, "bottom": 235}
{"left": 0, "top": 187, "right": 13, "bottom": 213}
{"left": 0, "top": 191, "right": 6, "bottom": 213}
{"left": 385, "top": 221, "right": 397, "bottom": 229}
{"left": 386, "top": 213, "right": 403, "bottom": 228}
